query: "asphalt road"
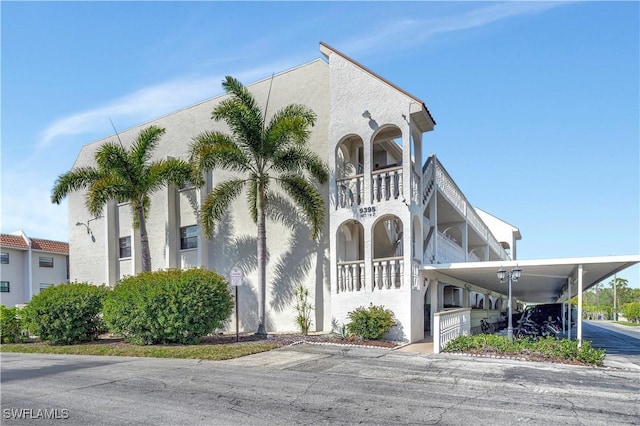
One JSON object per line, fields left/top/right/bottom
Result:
{"left": 2, "top": 343, "right": 639, "bottom": 426}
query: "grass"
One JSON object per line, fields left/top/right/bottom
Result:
{"left": 614, "top": 321, "right": 640, "bottom": 327}
{"left": 0, "top": 341, "right": 279, "bottom": 361}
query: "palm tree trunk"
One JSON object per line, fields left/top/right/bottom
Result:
{"left": 256, "top": 182, "right": 267, "bottom": 336}
{"left": 137, "top": 207, "right": 152, "bottom": 272}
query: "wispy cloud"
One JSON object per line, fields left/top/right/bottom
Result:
{"left": 340, "top": 2, "right": 564, "bottom": 56}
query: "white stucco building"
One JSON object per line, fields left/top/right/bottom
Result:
{"left": 0, "top": 231, "right": 69, "bottom": 307}
{"left": 65, "top": 43, "right": 639, "bottom": 344}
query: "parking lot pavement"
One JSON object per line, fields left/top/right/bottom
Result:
{"left": 582, "top": 320, "right": 640, "bottom": 370}
{"left": 2, "top": 345, "right": 639, "bottom": 425}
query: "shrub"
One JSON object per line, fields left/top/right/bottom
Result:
{"left": 1, "top": 305, "right": 25, "bottom": 343}
{"left": 443, "top": 335, "right": 606, "bottom": 366}
{"left": 103, "top": 269, "right": 234, "bottom": 345}
{"left": 293, "top": 284, "right": 313, "bottom": 335}
{"left": 22, "top": 283, "right": 108, "bottom": 345}
{"left": 346, "top": 303, "right": 396, "bottom": 340}
{"left": 621, "top": 303, "right": 640, "bottom": 323}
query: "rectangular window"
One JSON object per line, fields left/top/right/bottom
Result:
{"left": 39, "top": 283, "right": 53, "bottom": 291}
{"left": 39, "top": 256, "right": 54, "bottom": 268}
{"left": 0, "top": 281, "right": 9, "bottom": 292}
{"left": 0, "top": 252, "right": 8, "bottom": 264}
{"left": 119, "top": 236, "right": 131, "bottom": 258}
{"left": 179, "top": 180, "right": 195, "bottom": 191}
{"left": 180, "top": 225, "right": 198, "bottom": 250}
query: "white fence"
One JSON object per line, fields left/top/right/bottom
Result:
{"left": 433, "top": 308, "right": 471, "bottom": 354}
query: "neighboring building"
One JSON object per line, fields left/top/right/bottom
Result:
{"left": 65, "top": 42, "right": 636, "bottom": 343}
{"left": 0, "top": 231, "right": 69, "bottom": 307}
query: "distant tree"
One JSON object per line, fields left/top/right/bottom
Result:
{"left": 51, "top": 125, "right": 193, "bottom": 271}
{"left": 189, "top": 76, "right": 328, "bottom": 336}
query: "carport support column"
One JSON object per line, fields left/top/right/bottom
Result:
{"left": 567, "top": 278, "right": 572, "bottom": 340}
{"left": 577, "top": 264, "right": 583, "bottom": 347}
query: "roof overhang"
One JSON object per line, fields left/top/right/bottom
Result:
{"left": 421, "top": 255, "right": 640, "bottom": 304}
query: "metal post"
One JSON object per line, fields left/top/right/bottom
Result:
{"left": 235, "top": 286, "right": 239, "bottom": 343}
{"left": 507, "top": 276, "right": 513, "bottom": 340}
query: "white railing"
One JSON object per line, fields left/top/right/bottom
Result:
{"left": 426, "top": 155, "right": 511, "bottom": 261}
{"left": 412, "top": 259, "right": 421, "bottom": 290}
{"left": 437, "top": 232, "right": 466, "bottom": 263}
{"left": 433, "top": 308, "right": 471, "bottom": 354}
{"left": 411, "top": 170, "right": 420, "bottom": 205}
{"left": 372, "top": 256, "right": 403, "bottom": 290}
{"left": 467, "top": 251, "right": 481, "bottom": 262}
{"left": 422, "top": 157, "right": 435, "bottom": 205}
{"left": 372, "top": 167, "right": 403, "bottom": 203}
{"left": 337, "top": 260, "right": 365, "bottom": 293}
{"left": 336, "top": 175, "right": 364, "bottom": 209}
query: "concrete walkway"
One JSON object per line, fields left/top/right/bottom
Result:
{"left": 395, "top": 334, "right": 433, "bottom": 354}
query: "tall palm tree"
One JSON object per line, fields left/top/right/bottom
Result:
{"left": 189, "top": 76, "right": 328, "bottom": 336}
{"left": 52, "top": 125, "right": 193, "bottom": 272}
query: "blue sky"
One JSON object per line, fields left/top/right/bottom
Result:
{"left": 2, "top": 1, "right": 638, "bottom": 286}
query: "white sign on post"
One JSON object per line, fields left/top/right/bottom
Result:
{"left": 230, "top": 267, "right": 243, "bottom": 287}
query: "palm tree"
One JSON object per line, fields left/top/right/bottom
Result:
{"left": 52, "top": 125, "right": 193, "bottom": 272}
{"left": 189, "top": 76, "right": 328, "bottom": 336}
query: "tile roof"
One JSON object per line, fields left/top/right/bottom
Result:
{"left": 31, "top": 238, "right": 69, "bottom": 255}
{"left": 0, "top": 233, "right": 69, "bottom": 255}
{"left": 0, "top": 234, "right": 28, "bottom": 250}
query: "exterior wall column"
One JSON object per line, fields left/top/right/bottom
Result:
{"left": 105, "top": 201, "right": 118, "bottom": 286}
{"left": 165, "top": 185, "right": 178, "bottom": 269}
{"left": 429, "top": 279, "right": 439, "bottom": 336}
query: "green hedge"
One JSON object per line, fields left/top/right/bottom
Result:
{"left": 22, "top": 283, "right": 108, "bottom": 345}
{"left": 346, "top": 303, "right": 396, "bottom": 340}
{"left": 103, "top": 269, "right": 233, "bottom": 345}
{"left": 1, "top": 305, "right": 25, "bottom": 343}
{"left": 621, "top": 303, "right": 640, "bottom": 323}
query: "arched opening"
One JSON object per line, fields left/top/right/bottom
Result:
{"left": 372, "top": 215, "right": 403, "bottom": 289}
{"left": 371, "top": 125, "right": 403, "bottom": 203}
{"left": 336, "top": 135, "right": 364, "bottom": 208}
{"left": 336, "top": 220, "right": 365, "bottom": 292}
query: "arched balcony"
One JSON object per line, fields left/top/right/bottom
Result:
{"left": 336, "top": 135, "right": 364, "bottom": 208}
{"left": 336, "top": 220, "right": 365, "bottom": 293}
{"left": 371, "top": 126, "right": 403, "bottom": 204}
{"left": 373, "top": 215, "right": 403, "bottom": 290}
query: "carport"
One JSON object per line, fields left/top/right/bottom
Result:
{"left": 422, "top": 255, "right": 640, "bottom": 347}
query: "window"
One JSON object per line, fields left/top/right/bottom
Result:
{"left": 0, "top": 281, "right": 9, "bottom": 292}
{"left": 119, "top": 236, "right": 131, "bottom": 258}
{"left": 39, "top": 256, "right": 54, "bottom": 268}
{"left": 179, "top": 180, "right": 195, "bottom": 191}
{"left": 0, "top": 252, "right": 8, "bottom": 264}
{"left": 180, "top": 225, "right": 198, "bottom": 250}
{"left": 39, "top": 283, "right": 53, "bottom": 291}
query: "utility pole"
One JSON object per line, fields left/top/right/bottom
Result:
{"left": 613, "top": 274, "right": 617, "bottom": 321}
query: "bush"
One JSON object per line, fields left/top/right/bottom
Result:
{"left": 103, "top": 269, "right": 234, "bottom": 345}
{"left": 22, "top": 283, "right": 108, "bottom": 345}
{"left": 621, "top": 303, "right": 640, "bottom": 323}
{"left": 1, "top": 305, "right": 25, "bottom": 343}
{"left": 346, "top": 303, "right": 396, "bottom": 340}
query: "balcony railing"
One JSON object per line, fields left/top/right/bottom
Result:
{"left": 373, "top": 256, "right": 403, "bottom": 290}
{"left": 336, "top": 175, "right": 364, "bottom": 208}
{"left": 422, "top": 155, "right": 510, "bottom": 261}
{"left": 372, "top": 167, "right": 403, "bottom": 203}
{"left": 337, "top": 260, "right": 365, "bottom": 293}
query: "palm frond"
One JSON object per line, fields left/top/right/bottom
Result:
{"left": 95, "top": 142, "right": 129, "bottom": 173}
{"left": 278, "top": 175, "right": 326, "bottom": 240}
{"left": 85, "top": 175, "right": 130, "bottom": 217}
{"left": 270, "top": 146, "right": 329, "bottom": 184}
{"left": 51, "top": 167, "right": 103, "bottom": 204}
{"left": 145, "top": 158, "right": 194, "bottom": 193}
{"left": 266, "top": 104, "right": 316, "bottom": 146}
{"left": 189, "top": 131, "right": 253, "bottom": 174}
{"left": 201, "top": 179, "right": 246, "bottom": 238}
{"left": 130, "top": 126, "right": 166, "bottom": 169}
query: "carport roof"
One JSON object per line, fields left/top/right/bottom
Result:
{"left": 421, "top": 255, "right": 640, "bottom": 304}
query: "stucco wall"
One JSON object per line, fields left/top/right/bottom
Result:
{"left": 0, "top": 248, "right": 27, "bottom": 306}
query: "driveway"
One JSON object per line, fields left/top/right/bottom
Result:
{"left": 2, "top": 344, "right": 639, "bottom": 425}
{"left": 582, "top": 320, "right": 640, "bottom": 370}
